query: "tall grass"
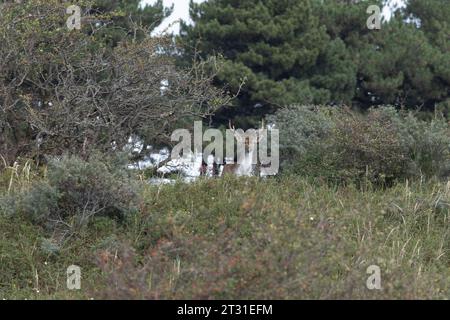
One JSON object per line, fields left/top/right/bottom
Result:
{"left": 1, "top": 173, "right": 448, "bottom": 299}
{"left": 0, "top": 158, "right": 34, "bottom": 195}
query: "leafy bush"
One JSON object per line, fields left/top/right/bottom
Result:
{"left": 331, "top": 107, "right": 410, "bottom": 185}
{"left": 267, "top": 105, "right": 335, "bottom": 174}
{"left": 1, "top": 154, "right": 140, "bottom": 231}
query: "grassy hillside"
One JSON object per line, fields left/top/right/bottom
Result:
{"left": 1, "top": 166, "right": 448, "bottom": 299}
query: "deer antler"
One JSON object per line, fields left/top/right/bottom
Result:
{"left": 228, "top": 119, "right": 235, "bottom": 131}
{"left": 229, "top": 119, "right": 245, "bottom": 143}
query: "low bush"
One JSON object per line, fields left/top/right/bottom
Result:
{"left": 271, "top": 105, "right": 450, "bottom": 185}
{"left": 331, "top": 107, "right": 410, "bottom": 185}
{"left": 0, "top": 154, "right": 140, "bottom": 233}
{"left": 396, "top": 113, "right": 450, "bottom": 178}
{"left": 267, "top": 105, "right": 338, "bottom": 180}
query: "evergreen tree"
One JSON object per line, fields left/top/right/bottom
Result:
{"left": 181, "top": 0, "right": 449, "bottom": 118}
{"left": 405, "top": 0, "right": 450, "bottom": 112}
{"left": 313, "top": 0, "right": 382, "bottom": 46}
{"left": 405, "top": 0, "right": 450, "bottom": 50}
{"left": 181, "top": 0, "right": 357, "bottom": 122}
{"left": 355, "top": 0, "right": 450, "bottom": 110}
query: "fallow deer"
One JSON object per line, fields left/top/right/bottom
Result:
{"left": 221, "top": 120, "right": 265, "bottom": 177}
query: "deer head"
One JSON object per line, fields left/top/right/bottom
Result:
{"left": 222, "top": 119, "right": 266, "bottom": 176}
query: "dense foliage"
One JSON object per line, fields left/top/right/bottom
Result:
{"left": 181, "top": 0, "right": 450, "bottom": 123}
{"left": 269, "top": 105, "right": 450, "bottom": 185}
{"left": 0, "top": 0, "right": 228, "bottom": 166}
{"left": 88, "top": 0, "right": 173, "bottom": 47}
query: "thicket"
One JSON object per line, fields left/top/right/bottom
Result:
{"left": 0, "top": 0, "right": 228, "bottom": 167}
{"left": 269, "top": 106, "right": 450, "bottom": 186}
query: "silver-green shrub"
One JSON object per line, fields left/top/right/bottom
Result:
{"left": 1, "top": 154, "right": 140, "bottom": 231}
{"left": 270, "top": 105, "right": 450, "bottom": 184}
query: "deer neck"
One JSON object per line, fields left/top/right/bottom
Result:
{"left": 236, "top": 147, "right": 255, "bottom": 176}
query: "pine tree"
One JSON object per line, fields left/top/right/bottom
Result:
{"left": 355, "top": 0, "right": 450, "bottom": 110}
{"left": 405, "top": 0, "right": 450, "bottom": 50}
{"left": 180, "top": 0, "right": 449, "bottom": 116}
{"left": 405, "top": 0, "right": 450, "bottom": 112}
{"left": 181, "top": 0, "right": 358, "bottom": 121}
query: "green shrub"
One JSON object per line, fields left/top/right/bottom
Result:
{"left": 1, "top": 154, "right": 140, "bottom": 231}
{"left": 271, "top": 105, "right": 450, "bottom": 185}
{"left": 331, "top": 107, "right": 410, "bottom": 185}
{"left": 267, "top": 105, "right": 337, "bottom": 178}
{"left": 267, "top": 105, "right": 335, "bottom": 156}
{"left": 396, "top": 113, "right": 450, "bottom": 178}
